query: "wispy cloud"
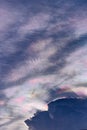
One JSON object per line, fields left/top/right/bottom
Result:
{"left": 0, "top": 0, "right": 87, "bottom": 130}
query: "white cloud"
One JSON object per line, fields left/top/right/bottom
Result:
{"left": 70, "top": 15, "right": 87, "bottom": 37}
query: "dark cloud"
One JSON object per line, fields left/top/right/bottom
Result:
{"left": 25, "top": 98, "right": 87, "bottom": 130}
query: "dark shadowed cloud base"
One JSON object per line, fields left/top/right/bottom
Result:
{"left": 25, "top": 98, "right": 87, "bottom": 130}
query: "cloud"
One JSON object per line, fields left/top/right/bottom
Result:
{"left": 25, "top": 98, "right": 87, "bottom": 130}
{"left": 0, "top": 117, "right": 28, "bottom": 130}
{"left": 18, "top": 13, "right": 50, "bottom": 36}
{"left": 0, "top": 0, "right": 87, "bottom": 130}
{"left": 74, "top": 18, "right": 87, "bottom": 37}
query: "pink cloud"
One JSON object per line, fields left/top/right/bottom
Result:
{"left": 0, "top": 100, "right": 5, "bottom": 106}
{"left": 13, "top": 96, "right": 25, "bottom": 104}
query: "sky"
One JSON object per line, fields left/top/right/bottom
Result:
{"left": 0, "top": 0, "right": 87, "bottom": 130}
